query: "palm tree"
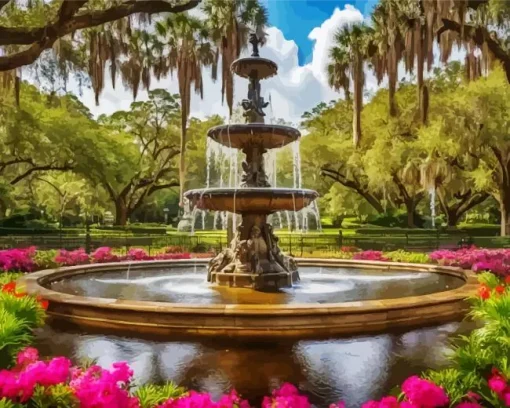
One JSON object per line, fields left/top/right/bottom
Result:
{"left": 201, "top": 0, "right": 268, "bottom": 116}
{"left": 154, "top": 13, "right": 216, "bottom": 206}
{"left": 326, "top": 23, "right": 374, "bottom": 147}
{"left": 371, "top": 0, "right": 406, "bottom": 118}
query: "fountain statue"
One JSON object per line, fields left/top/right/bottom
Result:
{"left": 185, "top": 34, "right": 318, "bottom": 290}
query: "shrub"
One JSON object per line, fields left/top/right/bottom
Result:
{"left": 353, "top": 250, "right": 388, "bottom": 261}
{"left": 385, "top": 250, "right": 431, "bottom": 264}
{"left": 125, "top": 248, "right": 150, "bottom": 261}
{"left": 422, "top": 272, "right": 510, "bottom": 406}
{"left": 0, "top": 281, "right": 47, "bottom": 369}
{"left": 430, "top": 248, "right": 510, "bottom": 277}
{"left": 0, "top": 247, "right": 37, "bottom": 272}
{"left": 33, "top": 250, "right": 58, "bottom": 270}
{"left": 165, "top": 246, "right": 186, "bottom": 254}
{"left": 54, "top": 249, "right": 90, "bottom": 267}
{"left": 368, "top": 210, "right": 425, "bottom": 228}
{"left": 91, "top": 247, "right": 119, "bottom": 263}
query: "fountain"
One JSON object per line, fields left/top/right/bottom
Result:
{"left": 184, "top": 34, "right": 318, "bottom": 290}
{"left": 21, "top": 35, "right": 476, "bottom": 345}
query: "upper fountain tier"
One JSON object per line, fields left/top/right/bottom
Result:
{"left": 207, "top": 123, "right": 300, "bottom": 150}
{"left": 231, "top": 57, "right": 278, "bottom": 80}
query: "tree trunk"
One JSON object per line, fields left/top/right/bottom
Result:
{"left": 115, "top": 199, "right": 128, "bottom": 226}
{"left": 416, "top": 26, "right": 429, "bottom": 125}
{"left": 352, "top": 53, "right": 363, "bottom": 147}
{"left": 500, "top": 187, "right": 510, "bottom": 236}
{"left": 404, "top": 199, "right": 418, "bottom": 228}
{"left": 388, "top": 73, "right": 397, "bottom": 117}
{"left": 179, "top": 116, "right": 187, "bottom": 207}
{"left": 446, "top": 210, "right": 460, "bottom": 227}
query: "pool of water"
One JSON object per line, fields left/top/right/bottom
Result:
{"left": 44, "top": 265, "right": 464, "bottom": 304}
{"left": 34, "top": 320, "right": 476, "bottom": 408}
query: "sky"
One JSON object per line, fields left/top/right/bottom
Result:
{"left": 264, "top": 0, "right": 378, "bottom": 65}
{"left": 64, "top": 0, "right": 462, "bottom": 126}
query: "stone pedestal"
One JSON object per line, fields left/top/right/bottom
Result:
{"left": 207, "top": 214, "right": 299, "bottom": 290}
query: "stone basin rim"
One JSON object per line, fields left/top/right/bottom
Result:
{"left": 184, "top": 187, "right": 319, "bottom": 197}
{"left": 230, "top": 57, "right": 278, "bottom": 79}
{"left": 207, "top": 124, "right": 301, "bottom": 138}
{"left": 21, "top": 259, "right": 476, "bottom": 315}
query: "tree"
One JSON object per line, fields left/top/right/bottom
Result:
{"left": 422, "top": 67, "right": 510, "bottom": 235}
{"left": 326, "top": 23, "right": 374, "bottom": 147}
{"left": 84, "top": 89, "right": 181, "bottom": 225}
{"left": 154, "top": 13, "right": 215, "bottom": 206}
{"left": 0, "top": 83, "right": 95, "bottom": 187}
{"left": 301, "top": 100, "right": 386, "bottom": 215}
{"left": 0, "top": 0, "right": 200, "bottom": 73}
{"left": 202, "top": 0, "right": 268, "bottom": 116}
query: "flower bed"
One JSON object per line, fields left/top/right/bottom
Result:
{"left": 0, "top": 247, "right": 211, "bottom": 274}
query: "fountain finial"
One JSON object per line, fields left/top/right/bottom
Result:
{"left": 249, "top": 33, "right": 261, "bottom": 57}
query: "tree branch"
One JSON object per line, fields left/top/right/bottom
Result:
{"left": 0, "top": 0, "right": 201, "bottom": 71}
{"left": 58, "top": 0, "right": 89, "bottom": 24}
{"left": 438, "top": 18, "right": 510, "bottom": 82}
{"left": 10, "top": 163, "right": 74, "bottom": 185}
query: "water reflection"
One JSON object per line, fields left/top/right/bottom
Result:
{"left": 34, "top": 319, "right": 476, "bottom": 408}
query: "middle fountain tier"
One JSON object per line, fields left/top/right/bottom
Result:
{"left": 184, "top": 33, "right": 319, "bottom": 291}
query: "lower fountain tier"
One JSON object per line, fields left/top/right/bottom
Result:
{"left": 207, "top": 213, "right": 299, "bottom": 290}
{"left": 211, "top": 270, "right": 300, "bottom": 290}
{"left": 184, "top": 188, "right": 319, "bottom": 214}
{"left": 207, "top": 124, "right": 301, "bottom": 150}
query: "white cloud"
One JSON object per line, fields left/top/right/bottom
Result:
{"left": 59, "top": 5, "right": 370, "bottom": 125}
{"left": 308, "top": 5, "right": 364, "bottom": 85}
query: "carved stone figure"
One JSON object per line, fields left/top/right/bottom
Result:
{"left": 207, "top": 248, "right": 234, "bottom": 281}
{"left": 249, "top": 33, "right": 261, "bottom": 57}
{"left": 241, "top": 77, "right": 269, "bottom": 124}
{"left": 240, "top": 160, "right": 270, "bottom": 187}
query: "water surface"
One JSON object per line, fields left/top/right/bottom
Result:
{"left": 45, "top": 265, "right": 464, "bottom": 304}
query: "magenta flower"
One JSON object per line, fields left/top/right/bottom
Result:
{"left": 16, "top": 347, "right": 39, "bottom": 367}
{"left": 401, "top": 376, "right": 449, "bottom": 408}
{"left": 55, "top": 248, "right": 90, "bottom": 266}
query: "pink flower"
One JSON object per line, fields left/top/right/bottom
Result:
{"left": 16, "top": 347, "right": 39, "bottom": 367}
{"left": 55, "top": 248, "right": 90, "bottom": 266}
{"left": 401, "top": 376, "right": 449, "bottom": 407}
{"left": 330, "top": 402, "right": 346, "bottom": 408}
{"left": 353, "top": 251, "right": 388, "bottom": 262}
{"left": 92, "top": 247, "right": 119, "bottom": 263}
{"left": 488, "top": 374, "right": 507, "bottom": 395}
{"left": 261, "top": 383, "right": 310, "bottom": 408}
{"left": 0, "top": 247, "right": 37, "bottom": 272}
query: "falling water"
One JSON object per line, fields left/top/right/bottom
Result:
{"left": 429, "top": 187, "right": 436, "bottom": 228}
{"left": 312, "top": 201, "right": 323, "bottom": 232}
{"left": 285, "top": 211, "right": 292, "bottom": 232}
{"left": 292, "top": 140, "right": 303, "bottom": 189}
{"left": 277, "top": 212, "right": 284, "bottom": 229}
{"left": 206, "top": 137, "right": 212, "bottom": 189}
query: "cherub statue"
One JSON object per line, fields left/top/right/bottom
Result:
{"left": 247, "top": 225, "right": 267, "bottom": 273}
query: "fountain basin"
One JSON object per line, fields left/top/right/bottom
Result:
{"left": 21, "top": 259, "right": 477, "bottom": 339}
{"left": 207, "top": 124, "right": 300, "bottom": 149}
{"left": 184, "top": 188, "right": 318, "bottom": 213}
{"left": 231, "top": 57, "right": 278, "bottom": 80}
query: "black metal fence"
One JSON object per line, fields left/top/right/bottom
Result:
{"left": 1, "top": 230, "right": 510, "bottom": 255}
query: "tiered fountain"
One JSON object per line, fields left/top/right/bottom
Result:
{"left": 184, "top": 34, "right": 318, "bottom": 290}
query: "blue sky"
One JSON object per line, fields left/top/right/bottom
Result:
{"left": 264, "top": 0, "right": 378, "bottom": 65}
